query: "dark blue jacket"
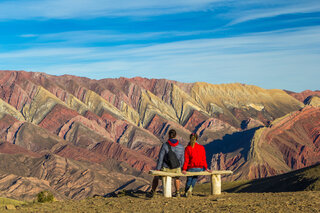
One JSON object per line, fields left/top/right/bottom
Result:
{"left": 155, "top": 139, "right": 184, "bottom": 170}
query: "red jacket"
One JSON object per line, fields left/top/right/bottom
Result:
{"left": 182, "top": 142, "right": 208, "bottom": 171}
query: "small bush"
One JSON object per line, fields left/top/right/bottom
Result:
{"left": 37, "top": 191, "right": 54, "bottom": 203}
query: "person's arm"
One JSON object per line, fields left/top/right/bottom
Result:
{"left": 178, "top": 145, "right": 184, "bottom": 169}
{"left": 155, "top": 144, "right": 166, "bottom": 170}
{"left": 202, "top": 146, "right": 208, "bottom": 170}
{"left": 182, "top": 147, "right": 189, "bottom": 172}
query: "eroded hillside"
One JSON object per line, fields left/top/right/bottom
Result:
{"left": 0, "top": 70, "right": 318, "bottom": 200}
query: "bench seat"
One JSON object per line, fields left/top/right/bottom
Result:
{"left": 149, "top": 170, "right": 233, "bottom": 197}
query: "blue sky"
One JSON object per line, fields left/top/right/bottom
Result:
{"left": 0, "top": 0, "right": 319, "bottom": 92}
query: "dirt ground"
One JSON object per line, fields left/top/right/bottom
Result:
{"left": 5, "top": 191, "right": 320, "bottom": 213}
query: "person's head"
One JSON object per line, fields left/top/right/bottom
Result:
{"left": 168, "top": 129, "right": 176, "bottom": 139}
{"left": 190, "top": 133, "right": 198, "bottom": 148}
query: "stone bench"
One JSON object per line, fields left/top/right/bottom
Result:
{"left": 149, "top": 170, "right": 233, "bottom": 198}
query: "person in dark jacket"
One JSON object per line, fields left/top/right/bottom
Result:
{"left": 182, "top": 133, "right": 210, "bottom": 197}
{"left": 147, "top": 129, "right": 184, "bottom": 198}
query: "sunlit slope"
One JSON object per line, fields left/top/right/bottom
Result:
{"left": 0, "top": 99, "right": 25, "bottom": 121}
{"left": 305, "top": 96, "right": 320, "bottom": 107}
{"left": 52, "top": 76, "right": 304, "bottom": 130}
{"left": 19, "top": 71, "right": 303, "bottom": 131}
{"left": 22, "top": 86, "right": 68, "bottom": 124}
{"left": 191, "top": 82, "right": 304, "bottom": 127}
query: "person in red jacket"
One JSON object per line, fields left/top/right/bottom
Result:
{"left": 182, "top": 133, "right": 210, "bottom": 197}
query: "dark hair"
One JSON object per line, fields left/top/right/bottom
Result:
{"left": 190, "top": 133, "right": 198, "bottom": 140}
{"left": 168, "top": 129, "right": 176, "bottom": 139}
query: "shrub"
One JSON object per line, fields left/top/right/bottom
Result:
{"left": 37, "top": 191, "right": 54, "bottom": 203}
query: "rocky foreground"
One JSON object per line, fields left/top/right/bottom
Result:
{"left": 2, "top": 191, "right": 320, "bottom": 213}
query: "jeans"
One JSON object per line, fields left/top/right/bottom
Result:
{"left": 185, "top": 168, "right": 204, "bottom": 192}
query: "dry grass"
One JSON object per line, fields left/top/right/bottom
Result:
{"left": 0, "top": 197, "right": 25, "bottom": 209}
{"left": 4, "top": 191, "right": 320, "bottom": 213}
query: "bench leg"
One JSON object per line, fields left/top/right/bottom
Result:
{"left": 211, "top": 174, "right": 221, "bottom": 195}
{"left": 162, "top": 176, "right": 172, "bottom": 198}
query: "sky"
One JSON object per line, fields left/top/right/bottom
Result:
{"left": 0, "top": 0, "right": 319, "bottom": 92}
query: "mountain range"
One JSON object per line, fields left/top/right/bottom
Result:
{"left": 0, "top": 70, "right": 319, "bottom": 200}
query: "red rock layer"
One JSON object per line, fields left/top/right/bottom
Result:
{"left": 91, "top": 140, "right": 156, "bottom": 172}
{"left": 38, "top": 104, "right": 79, "bottom": 134}
{"left": 183, "top": 110, "right": 210, "bottom": 132}
{"left": 0, "top": 114, "right": 18, "bottom": 137}
{"left": 286, "top": 90, "right": 320, "bottom": 102}
{"left": 0, "top": 114, "right": 24, "bottom": 143}
{"left": 0, "top": 71, "right": 35, "bottom": 111}
{"left": 263, "top": 106, "right": 320, "bottom": 169}
{"left": 145, "top": 114, "right": 190, "bottom": 145}
{"left": 211, "top": 153, "right": 244, "bottom": 171}
{"left": 213, "top": 106, "right": 320, "bottom": 180}
{"left": 247, "top": 163, "right": 278, "bottom": 179}
{"left": 0, "top": 142, "right": 41, "bottom": 158}
{"left": 196, "top": 118, "right": 238, "bottom": 137}
{"left": 0, "top": 153, "right": 150, "bottom": 200}
{"left": 54, "top": 145, "right": 106, "bottom": 163}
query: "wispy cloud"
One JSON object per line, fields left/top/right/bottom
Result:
{"left": 0, "top": 0, "right": 222, "bottom": 20}
{"left": 19, "top": 34, "right": 38, "bottom": 38}
{"left": 0, "top": 1, "right": 318, "bottom": 93}
{"left": 2, "top": 26, "right": 320, "bottom": 91}
{"left": 226, "top": 0, "right": 320, "bottom": 25}
{"left": 0, "top": 47, "right": 95, "bottom": 58}
{"left": 0, "top": 0, "right": 319, "bottom": 25}
{"left": 19, "top": 30, "right": 217, "bottom": 45}
{"left": 4, "top": 27, "right": 320, "bottom": 60}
